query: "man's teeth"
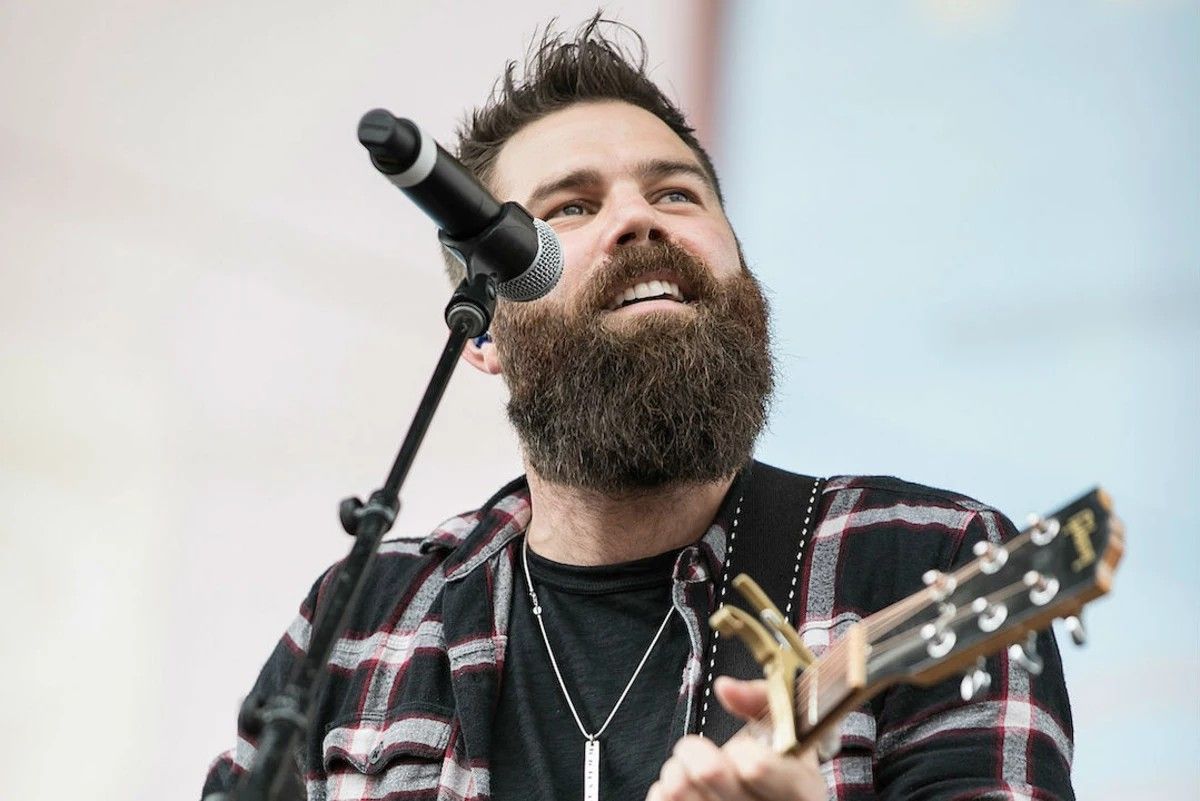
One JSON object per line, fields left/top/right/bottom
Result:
{"left": 608, "top": 280, "right": 685, "bottom": 310}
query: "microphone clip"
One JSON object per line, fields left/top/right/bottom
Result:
{"left": 438, "top": 201, "right": 535, "bottom": 284}
{"left": 439, "top": 201, "right": 560, "bottom": 303}
{"left": 444, "top": 270, "right": 497, "bottom": 338}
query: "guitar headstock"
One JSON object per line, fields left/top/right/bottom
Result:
{"left": 864, "top": 488, "right": 1125, "bottom": 691}
{"left": 713, "top": 487, "right": 1124, "bottom": 759}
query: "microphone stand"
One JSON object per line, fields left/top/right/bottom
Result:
{"left": 211, "top": 271, "right": 497, "bottom": 801}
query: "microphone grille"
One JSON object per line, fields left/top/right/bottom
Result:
{"left": 497, "top": 218, "right": 563, "bottom": 302}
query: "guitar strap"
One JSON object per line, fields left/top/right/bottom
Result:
{"left": 698, "top": 460, "right": 825, "bottom": 746}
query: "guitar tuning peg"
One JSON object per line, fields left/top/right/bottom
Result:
{"left": 971, "top": 540, "right": 1009, "bottom": 574}
{"left": 920, "top": 622, "right": 957, "bottom": 660}
{"left": 1065, "top": 614, "right": 1087, "bottom": 646}
{"left": 1023, "top": 570, "right": 1060, "bottom": 606}
{"left": 1026, "top": 513, "right": 1060, "bottom": 546}
{"left": 922, "top": 569, "right": 957, "bottom": 602}
{"left": 960, "top": 657, "right": 992, "bottom": 701}
{"left": 1008, "top": 631, "right": 1044, "bottom": 676}
{"left": 971, "top": 597, "right": 1008, "bottom": 632}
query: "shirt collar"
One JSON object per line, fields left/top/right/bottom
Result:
{"left": 672, "top": 464, "right": 751, "bottom": 584}
{"left": 420, "top": 475, "right": 532, "bottom": 581}
{"left": 425, "top": 464, "right": 753, "bottom": 582}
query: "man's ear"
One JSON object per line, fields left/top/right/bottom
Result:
{"left": 462, "top": 333, "right": 503, "bottom": 375}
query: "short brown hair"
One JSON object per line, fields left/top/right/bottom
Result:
{"left": 444, "top": 15, "right": 722, "bottom": 284}
{"left": 457, "top": 15, "right": 720, "bottom": 195}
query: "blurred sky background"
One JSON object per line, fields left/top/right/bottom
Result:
{"left": 1, "top": 1, "right": 1195, "bottom": 800}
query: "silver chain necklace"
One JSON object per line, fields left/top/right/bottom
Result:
{"left": 520, "top": 536, "right": 675, "bottom": 801}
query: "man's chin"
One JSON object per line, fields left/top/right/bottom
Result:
{"left": 496, "top": 261, "right": 772, "bottom": 493}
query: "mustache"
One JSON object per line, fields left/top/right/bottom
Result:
{"left": 573, "top": 240, "right": 722, "bottom": 315}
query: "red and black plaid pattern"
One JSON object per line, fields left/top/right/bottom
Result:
{"left": 203, "top": 471, "right": 1073, "bottom": 800}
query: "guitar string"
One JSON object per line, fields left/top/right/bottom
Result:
{"left": 789, "top": 519, "right": 1104, "bottom": 748}
{"left": 865, "top": 528, "right": 1038, "bottom": 641}
{"left": 780, "top": 574, "right": 1041, "bottom": 747}
{"left": 720, "top": 544, "right": 1041, "bottom": 753}
{"left": 866, "top": 575, "right": 1039, "bottom": 657}
{"left": 851, "top": 535, "right": 1026, "bottom": 647}
{"left": 715, "top": 637, "right": 851, "bottom": 749}
{"left": 726, "top": 647, "right": 852, "bottom": 751}
{"left": 716, "top": 527, "right": 1048, "bottom": 750}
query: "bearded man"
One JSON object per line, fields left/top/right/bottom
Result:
{"left": 203, "top": 17, "right": 1074, "bottom": 801}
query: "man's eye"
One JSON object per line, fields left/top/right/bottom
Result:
{"left": 658, "top": 190, "right": 694, "bottom": 204}
{"left": 549, "top": 202, "right": 588, "bottom": 218}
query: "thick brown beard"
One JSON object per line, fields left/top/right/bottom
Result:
{"left": 491, "top": 240, "right": 774, "bottom": 494}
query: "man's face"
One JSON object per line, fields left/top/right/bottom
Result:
{"left": 490, "top": 100, "right": 744, "bottom": 322}
{"left": 480, "top": 100, "right": 773, "bottom": 493}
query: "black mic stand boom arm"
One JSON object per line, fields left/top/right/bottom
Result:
{"left": 208, "top": 270, "right": 496, "bottom": 801}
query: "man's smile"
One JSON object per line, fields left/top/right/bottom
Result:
{"left": 602, "top": 272, "right": 696, "bottom": 313}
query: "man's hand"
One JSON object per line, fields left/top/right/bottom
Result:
{"left": 646, "top": 677, "right": 828, "bottom": 801}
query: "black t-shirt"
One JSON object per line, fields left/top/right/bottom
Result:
{"left": 491, "top": 539, "right": 691, "bottom": 801}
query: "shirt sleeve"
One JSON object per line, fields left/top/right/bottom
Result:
{"left": 869, "top": 508, "right": 1076, "bottom": 801}
{"left": 200, "top": 571, "right": 328, "bottom": 800}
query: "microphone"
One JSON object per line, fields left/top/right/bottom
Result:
{"left": 357, "top": 108, "right": 562, "bottom": 301}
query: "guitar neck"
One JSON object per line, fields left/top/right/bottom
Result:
{"left": 792, "top": 623, "right": 872, "bottom": 752}
{"left": 713, "top": 488, "right": 1122, "bottom": 758}
{"left": 726, "top": 623, "right": 873, "bottom": 754}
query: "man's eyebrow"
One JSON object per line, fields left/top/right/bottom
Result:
{"left": 526, "top": 168, "right": 605, "bottom": 210}
{"left": 634, "top": 158, "right": 715, "bottom": 192}
{"left": 524, "top": 159, "right": 716, "bottom": 210}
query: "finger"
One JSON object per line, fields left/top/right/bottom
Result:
{"left": 713, "top": 676, "right": 770, "bottom": 722}
{"left": 669, "top": 735, "right": 741, "bottom": 800}
{"left": 723, "top": 735, "right": 826, "bottom": 801}
{"left": 654, "top": 755, "right": 707, "bottom": 801}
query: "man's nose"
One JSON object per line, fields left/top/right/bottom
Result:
{"left": 601, "top": 193, "right": 665, "bottom": 251}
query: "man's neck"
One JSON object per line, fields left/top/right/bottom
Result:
{"left": 523, "top": 468, "right": 736, "bottom": 566}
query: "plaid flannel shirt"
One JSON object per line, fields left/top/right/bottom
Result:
{"left": 203, "top": 469, "right": 1074, "bottom": 801}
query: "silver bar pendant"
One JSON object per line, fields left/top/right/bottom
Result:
{"left": 583, "top": 738, "right": 600, "bottom": 801}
